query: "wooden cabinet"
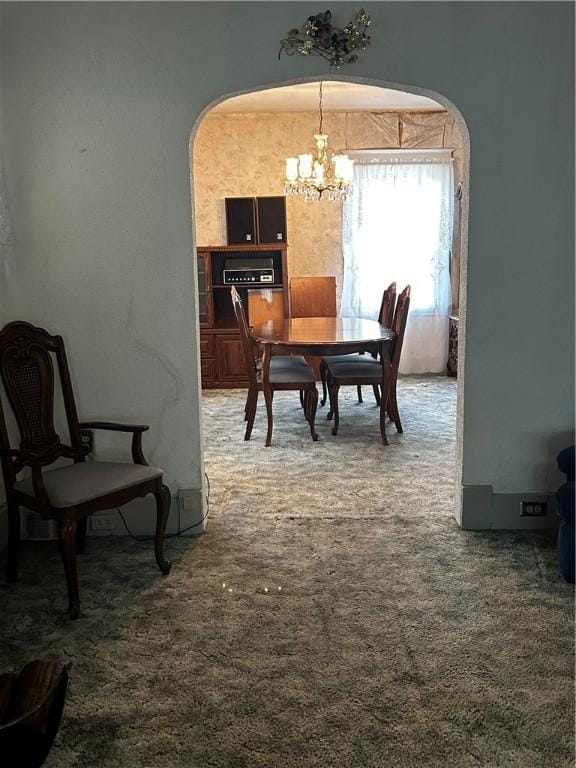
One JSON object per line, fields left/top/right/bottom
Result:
{"left": 197, "top": 244, "right": 289, "bottom": 388}
{"left": 196, "top": 251, "right": 213, "bottom": 327}
{"left": 215, "top": 335, "right": 246, "bottom": 381}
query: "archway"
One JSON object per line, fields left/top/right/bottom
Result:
{"left": 189, "top": 75, "right": 470, "bottom": 524}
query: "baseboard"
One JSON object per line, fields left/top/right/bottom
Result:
{"left": 89, "top": 487, "right": 207, "bottom": 538}
{"left": 461, "top": 484, "right": 559, "bottom": 530}
{"left": 0, "top": 486, "right": 207, "bottom": 544}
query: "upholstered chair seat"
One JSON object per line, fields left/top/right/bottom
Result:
{"left": 256, "top": 355, "right": 309, "bottom": 371}
{"left": 257, "top": 365, "right": 317, "bottom": 386}
{"left": 15, "top": 462, "right": 163, "bottom": 509}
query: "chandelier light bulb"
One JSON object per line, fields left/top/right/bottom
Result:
{"left": 285, "top": 157, "right": 299, "bottom": 183}
{"left": 298, "top": 153, "right": 313, "bottom": 180}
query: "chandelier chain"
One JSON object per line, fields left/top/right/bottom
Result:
{"left": 318, "top": 81, "right": 324, "bottom": 134}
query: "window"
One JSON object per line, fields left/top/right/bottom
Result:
{"left": 341, "top": 150, "right": 454, "bottom": 373}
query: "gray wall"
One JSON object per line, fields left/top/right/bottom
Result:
{"left": 0, "top": 3, "right": 573, "bottom": 526}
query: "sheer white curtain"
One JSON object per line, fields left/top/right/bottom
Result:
{"left": 341, "top": 151, "right": 454, "bottom": 373}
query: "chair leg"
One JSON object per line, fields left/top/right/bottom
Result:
{"left": 379, "top": 397, "right": 390, "bottom": 446}
{"left": 372, "top": 385, "right": 381, "bottom": 406}
{"left": 330, "top": 383, "right": 341, "bottom": 436}
{"left": 387, "top": 377, "right": 403, "bottom": 433}
{"left": 308, "top": 388, "right": 319, "bottom": 441}
{"left": 153, "top": 485, "right": 172, "bottom": 576}
{"left": 76, "top": 517, "right": 88, "bottom": 555}
{"left": 244, "top": 389, "right": 258, "bottom": 441}
{"left": 299, "top": 389, "right": 305, "bottom": 410}
{"left": 244, "top": 391, "right": 250, "bottom": 421}
{"left": 6, "top": 499, "right": 20, "bottom": 583}
{"left": 357, "top": 384, "right": 363, "bottom": 403}
{"left": 303, "top": 390, "right": 310, "bottom": 423}
{"left": 264, "top": 386, "right": 274, "bottom": 447}
{"left": 320, "top": 361, "right": 328, "bottom": 407}
{"left": 57, "top": 514, "right": 80, "bottom": 620}
{"left": 326, "top": 372, "right": 334, "bottom": 420}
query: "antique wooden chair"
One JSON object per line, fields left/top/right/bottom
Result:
{"left": 0, "top": 659, "right": 70, "bottom": 767}
{"left": 320, "top": 281, "right": 397, "bottom": 407}
{"left": 289, "top": 276, "right": 337, "bottom": 381}
{"left": 0, "top": 321, "right": 172, "bottom": 619}
{"left": 230, "top": 288, "right": 318, "bottom": 445}
{"left": 325, "top": 286, "right": 411, "bottom": 442}
{"left": 289, "top": 276, "right": 337, "bottom": 318}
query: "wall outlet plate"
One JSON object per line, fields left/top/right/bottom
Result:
{"left": 178, "top": 489, "right": 200, "bottom": 512}
{"left": 90, "top": 512, "right": 116, "bottom": 532}
{"left": 80, "top": 428, "right": 94, "bottom": 454}
{"left": 520, "top": 501, "right": 547, "bottom": 517}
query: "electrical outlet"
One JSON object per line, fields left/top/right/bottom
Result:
{"left": 90, "top": 513, "right": 116, "bottom": 532}
{"left": 179, "top": 489, "right": 198, "bottom": 512}
{"left": 520, "top": 501, "right": 547, "bottom": 517}
{"left": 80, "top": 428, "right": 94, "bottom": 455}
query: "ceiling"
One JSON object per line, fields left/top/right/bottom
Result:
{"left": 211, "top": 82, "right": 443, "bottom": 114}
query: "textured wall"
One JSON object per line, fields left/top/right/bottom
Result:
{"left": 0, "top": 2, "right": 573, "bottom": 515}
{"left": 193, "top": 110, "right": 464, "bottom": 305}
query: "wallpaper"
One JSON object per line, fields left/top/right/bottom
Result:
{"left": 192, "top": 110, "right": 464, "bottom": 307}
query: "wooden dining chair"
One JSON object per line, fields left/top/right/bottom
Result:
{"left": 325, "top": 286, "right": 411, "bottom": 442}
{"left": 289, "top": 276, "right": 337, "bottom": 318}
{"left": 231, "top": 287, "right": 319, "bottom": 445}
{"left": 320, "top": 282, "right": 397, "bottom": 407}
{"left": 0, "top": 321, "right": 172, "bottom": 619}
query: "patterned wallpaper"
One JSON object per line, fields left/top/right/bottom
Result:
{"left": 192, "top": 111, "right": 464, "bottom": 306}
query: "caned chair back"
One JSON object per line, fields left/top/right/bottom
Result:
{"left": 390, "top": 286, "right": 411, "bottom": 370}
{"left": 0, "top": 322, "right": 85, "bottom": 486}
{"left": 378, "top": 282, "right": 397, "bottom": 327}
{"left": 230, "top": 287, "right": 258, "bottom": 387}
{"left": 289, "top": 276, "right": 337, "bottom": 318}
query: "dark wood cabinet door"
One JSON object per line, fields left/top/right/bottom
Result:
{"left": 196, "top": 251, "right": 213, "bottom": 326}
{"left": 201, "top": 357, "right": 217, "bottom": 383}
{"left": 216, "top": 335, "right": 247, "bottom": 380}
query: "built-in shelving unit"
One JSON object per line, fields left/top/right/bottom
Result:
{"left": 197, "top": 244, "right": 289, "bottom": 388}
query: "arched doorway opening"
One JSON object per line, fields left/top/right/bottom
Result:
{"left": 189, "top": 75, "right": 470, "bottom": 524}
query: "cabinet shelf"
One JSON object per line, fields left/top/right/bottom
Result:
{"left": 212, "top": 283, "right": 284, "bottom": 290}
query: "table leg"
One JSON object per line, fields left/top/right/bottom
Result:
{"left": 262, "top": 344, "right": 274, "bottom": 447}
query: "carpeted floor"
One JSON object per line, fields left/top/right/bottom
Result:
{"left": 0, "top": 376, "right": 573, "bottom": 767}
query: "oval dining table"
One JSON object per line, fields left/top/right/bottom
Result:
{"left": 250, "top": 317, "right": 396, "bottom": 446}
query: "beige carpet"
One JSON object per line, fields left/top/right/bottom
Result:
{"left": 0, "top": 376, "right": 573, "bottom": 767}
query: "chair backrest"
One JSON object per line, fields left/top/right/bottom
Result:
{"left": 0, "top": 322, "right": 85, "bottom": 485}
{"left": 378, "top": 282, "right": 397, "bottom": 327}
{"left": 289, "top": 276, "right": 337, "bottom": 318}
{"left": 390, "top": 286, "right": 411, "bottom": 371}
{"left": 230, "top": 287, "right": 258, "bottom": 387}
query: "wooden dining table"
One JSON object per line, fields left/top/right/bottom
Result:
{"left": 250, "top": 317, "right": 396, "bottom": 445}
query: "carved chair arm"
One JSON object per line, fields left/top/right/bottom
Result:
{"left": 78, "top": 422, "right": 150, "bottom": 465}
{"left": 78, "top": 421, "right": 149, "bottom": 433}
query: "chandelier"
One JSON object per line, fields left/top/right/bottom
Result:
{"left": 284, "top": 82, "right": 354, "bottom": 202}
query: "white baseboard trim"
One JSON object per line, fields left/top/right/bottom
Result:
{"left": 461, "top": 484, "right": 559, "bottom": 530}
